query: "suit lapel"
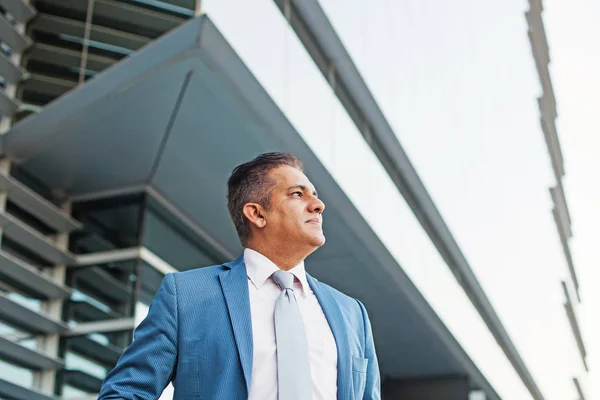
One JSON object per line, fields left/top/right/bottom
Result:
{"left": 219, "top": 256, "right": 253, "bottom": 394}
{"left": 307, "top": 274, "right": 352, "bottom": 400}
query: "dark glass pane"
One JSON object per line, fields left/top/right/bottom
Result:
{"left": 64, "top": 261, "right": 137, "bottom": 325}
{"left": 138, "top": 260, "right": 164, "bottom": 306}
{"left": 70, "top": 193, "right": 144, "bottom": 254}
{"left": 142, "top": 198, "right": 218, "bottom": 270}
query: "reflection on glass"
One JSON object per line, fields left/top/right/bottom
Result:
{"left": 0, "top": 359, "right": 34, "bottom": 387}
{"left": 70, "top": 193, "right": 144, "bottom": 254}
{"left": 59, "top": 330, "right": 131, "bottom": 397}
{"left": 142, "top": 204, "right": 216, "bottom": 271}
{"left": 58, "top": 255, "right": 137, "bottom": 396}
{"left": 65, "top": 261, "right": 136, "bottom": 325}
{"left": 138, "top": 260, "right": 165, "bottom": 306}
{"left": 65, "top": 351, "right": 107, "bottom": 380}
{"left": 62, "top": 384, "right": 90, "bottom": 398}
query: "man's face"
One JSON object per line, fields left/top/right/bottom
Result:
{"left": 263, "top": 165, "right": 326, "bottom": 249}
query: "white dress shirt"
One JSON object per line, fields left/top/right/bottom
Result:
{"left": 244, "top": 248, "right": 338, "bottom": 400}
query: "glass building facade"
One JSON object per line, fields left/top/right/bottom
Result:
{"left": 0, "top": 1, "right": 587, "bottom": 399}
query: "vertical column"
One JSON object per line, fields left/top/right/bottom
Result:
{"left": 0, "top": 158, "right": 9, "bottom": 242}
{"left": 33, "top": 200, "right": 71, "bottom": 394}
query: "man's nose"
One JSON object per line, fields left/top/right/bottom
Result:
{"left": 309, "top": 196, "right": 325, "bottom": 214}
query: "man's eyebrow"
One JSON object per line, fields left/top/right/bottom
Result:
{"left": 288, "top": 185, "right": 318, "bottom": 197}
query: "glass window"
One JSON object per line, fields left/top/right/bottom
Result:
{"left": 142, "top": 198, "right": 218, "bottom": 271}
{"left": 70, "top": 193, "right": 145, "bottom": 254}
{"left": 0, "top": 359, "right": 34, "bottom": 388}
{"left": 65, "top": 260, "right": 137, "bottom": 326}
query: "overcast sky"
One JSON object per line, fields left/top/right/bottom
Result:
{"left": 544, "top": 0, "right": 600, "bottom": 398}
{"left": 194, "top": 1, "right": 600, "bottom": 399}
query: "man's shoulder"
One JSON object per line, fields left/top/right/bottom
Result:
{"left": 168, "top": 263, "right": 226, "bottom": 288}
{"left": 312, "top": 277, "right": 363, "bottom": 314}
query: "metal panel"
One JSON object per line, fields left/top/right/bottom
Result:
{"left": 0, "top": 212, "right": 76, "bottom": 265}
{"left": 32, "top": 13, "right": 150, "bottom": 52}
{"left": 562, "top": 282, "right": 587, "bottom": 370}
{"left": 0, "top": 292, "right": 67, "bottom": 334}
{"left": 36, "top": 0, "right": 185, "bottom": 36}
{"left": 20, "top": 73, "right": 76, "bottom": 99}
{"left": 0, "top": 0, "right": 36, "bottom": 23}
{"left": 573, "top": 377, "right": 586, "bottom": 400}
{"left": 0, "top": 12, "right": 31, "bottom": 52}
{"left": 553, "top": 208, "right": 579, "bottom": 300}
{"left": 76, "top": 267, "right": 131, "bottom": 305}
{"left": 69, "top": 336, "right": 121, "bottom": 367}
{"left": 0, "top": 377, "right": 55, "bottom": 400}
{"left": 63, "top": 370, "right": 103, "bottom": 393}
{"left": 71, "top": 301, "right": 121, "bottom": 322}
{"left": 526, "top": 2, "right": 565, "bottom": 180}
{"left": 0, "top": 51, "right": 25, "bottom": 84}
{"left": 28, "top": 43, "right": 116, "bottom": 72}
{"left": 0, "top": 250, "right": 72, "bottom": 299}
{"left": 161, "top": 0, "right": 196, "bottom": 10}
{"left": 74, "top": 247, "right": 140, "bottom": 267}
{"left": 0, "top": 88, "right": 19, "bottom": 117}
{"left": 64, "top": 318, "right": 135, "bottom": 336}
{"left": 0, "top": 173, "right": 82, "bottom": 233}
{"left": 0, "top": 335, "right": 64, "bottom": 370}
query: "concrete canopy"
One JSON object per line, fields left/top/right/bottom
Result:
{"left": 0, "top": 16, "right": 499, "bottom": 398}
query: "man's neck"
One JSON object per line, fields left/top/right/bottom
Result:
{"left": 245, "top": 243, "right": 308, "bottom": 271}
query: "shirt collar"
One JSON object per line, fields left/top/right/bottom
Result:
{"left": 243, "top": 248, "right": 309, "bottom": 296}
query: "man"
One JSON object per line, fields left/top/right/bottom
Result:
{"left": 99, "top": 152, "right": 380, "bottom": 399}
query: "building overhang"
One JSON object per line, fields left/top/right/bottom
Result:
{"left": 0, "top": 15, "right": 498, "bottom": 398}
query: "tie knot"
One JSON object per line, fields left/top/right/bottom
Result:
{"left": 272, "top": 270, "right": 295, "bottom": 290}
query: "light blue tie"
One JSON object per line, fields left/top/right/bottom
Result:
{"left": 272, "top": 270, "right": 313, "bottom": 400}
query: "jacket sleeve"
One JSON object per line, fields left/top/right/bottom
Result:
{"left": 98, "top": 272, "right": 178, "bottom": 399}
{"left": 357, "top": 299, "right": 381, "bottom": 400}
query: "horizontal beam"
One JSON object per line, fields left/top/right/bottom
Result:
{"left": 0, "top": 335, "right": 64, "bottom": 370}
{"left": 63, "top": 317, "right": 136, "bottom": 336}
{"left": 0, "top": 250, "right": 72, "bottom": 299}
{"left": 0, "top": 0, "right": 37, "bottom": 23}
{"left": 75, "top": 266, "right": 132, "bottom": 304}
{"left": 28, "top": 42, "right": 117, "bottom": 72}
{"left": 74, "top": 247, "right": 140, "bottom": 266}
{"left": 0, "top": 89, "right": 20, "bottom": 117}
{"left": 0, "top": 51, "right": 25, "bottom": 84}
{"left": 71, "top": 300, "right": 122, "bottom": 323}
{"left": 0, "top": 173, "right": 82, "bottom": 233}
{"left": 20, "top": 73, "right": 76, "bottom": 100}
{"left": 64, "top": 369, "right": 103, "bottom": 393}
{"left": 36, "top": 0, "right": 185, "bottom": 37}
{"left": 0, "top": 211, "right": 76, "bottom": 264}
{"left": 0, "top": 12, "right": 31, "bottom": 52}
{"left": 69, "top": 335, "right": 122, "bottom": 367}
{"left": 0, "top": 377, "right": 54, "bottom": 400}
{"left": 0, "top": 291, "right": 67, "bottom": 334}
{"left": 140, "top": 247, "right": 177, "bottom": 275}
{"left": 32, "top": 13, "right": 150, "bottom": 52}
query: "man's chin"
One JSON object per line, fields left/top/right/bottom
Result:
{"left": 310, "top": 234, "right": 326, "bottom": 248}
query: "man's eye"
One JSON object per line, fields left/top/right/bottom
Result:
{"left": 292, "top": 192, "right": 303, "bottom": 197}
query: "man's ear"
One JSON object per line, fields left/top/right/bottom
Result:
{"left": 242, "top": 203, "right": 267, "bottom": 229}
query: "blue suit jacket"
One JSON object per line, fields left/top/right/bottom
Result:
{"left": 99, "top": 256, "right": 380, "bottom": 399}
